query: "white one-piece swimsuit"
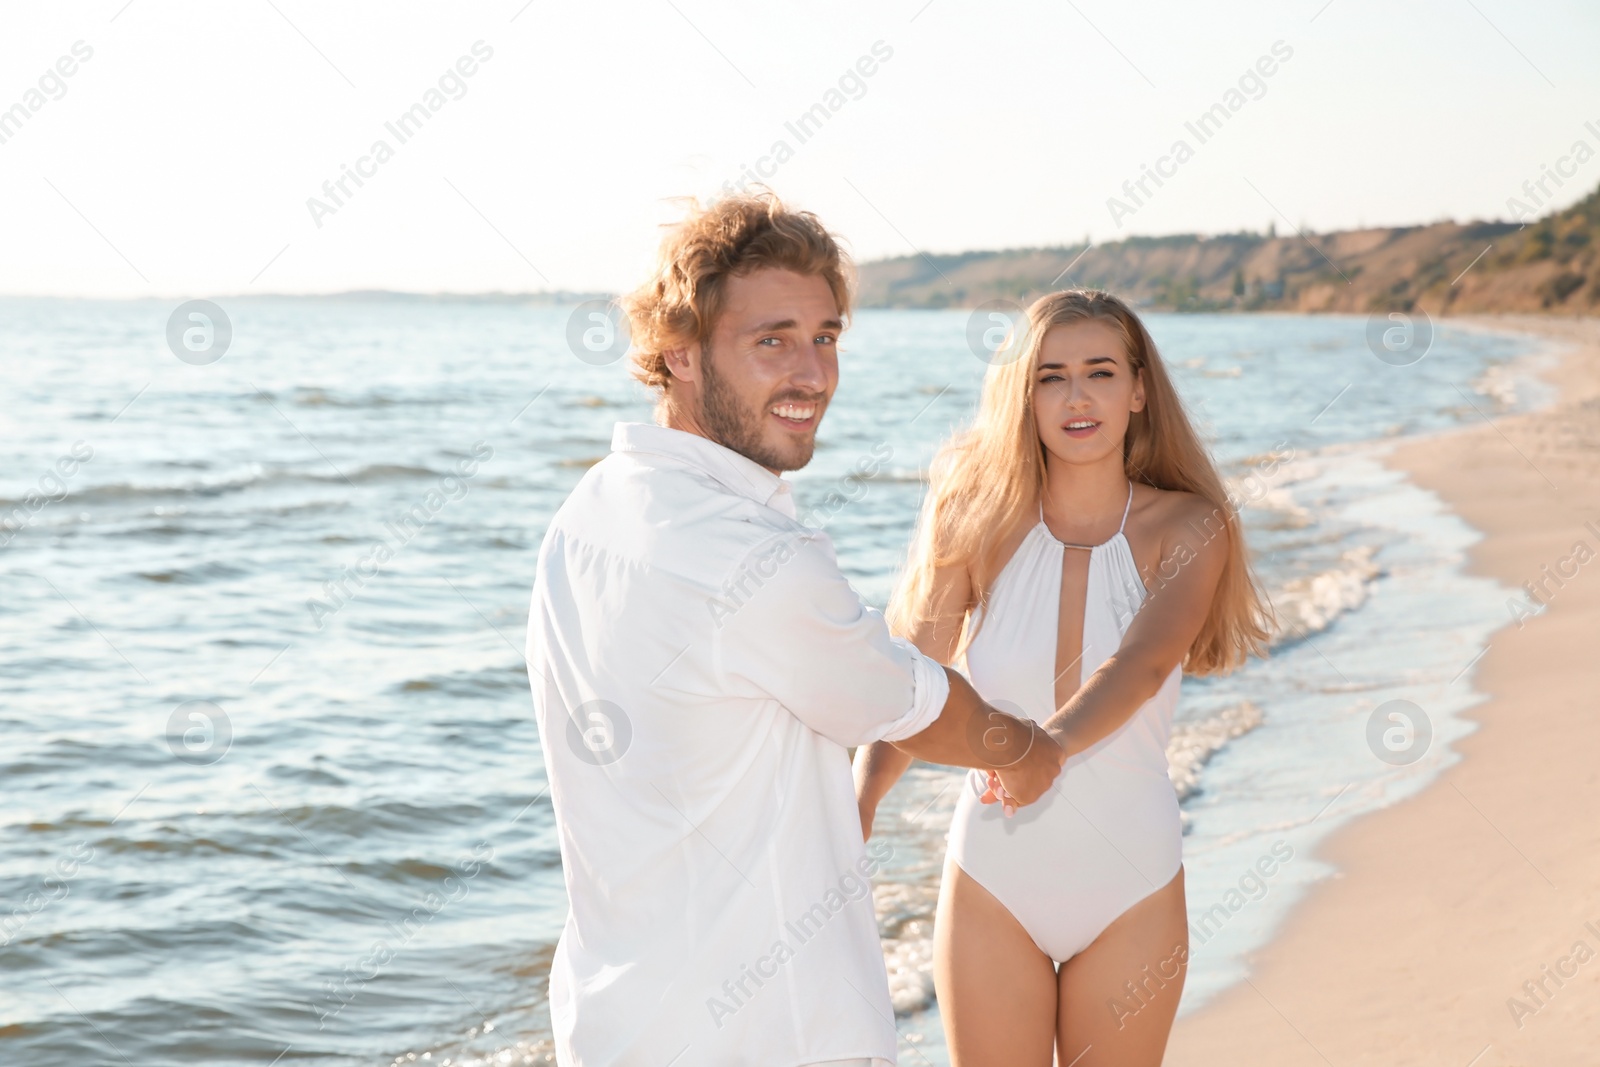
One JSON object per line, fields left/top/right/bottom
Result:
{"left": 947, "top": 485, "right": 1184, "bottom": 963}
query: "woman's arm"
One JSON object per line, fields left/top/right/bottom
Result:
{"left": 853, "top": 737, "right": 915, "bottom": 841}
{"left": 1041, "top": 494, "right": 1230, "bottom": 754}
{"left": 853, "top": 559, "right": 973, "bottom": 840}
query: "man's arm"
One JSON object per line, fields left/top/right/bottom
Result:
{"left": 856, "top": 666, "right": 1063, "bottom": 836}
{"left": 891, "top": 665, "right": 1061, "bottom": 801}
{"left": 854, "top": 540, "right": 1067, "bottom": 837}
{"left": 717, "top": 527, "right": 1060, "bottom": 805}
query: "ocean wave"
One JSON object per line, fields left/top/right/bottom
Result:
{"left": 268, "top": 764, "right": 348, "bottom": 787}
{"left": 1, "top": 469, "right": 254, "bottom": 507}
{"left": 41, "top": 463, "right": 455, "bottom": 507}
{"left": 1225, "top": 457, "right": 1319, "bottom": 527}
{"left": 1168, "top": 701, "right": 1264, "bottom": 804}
{"left": 232, "top": 798, "right": 494, "bottom": 840}
{"left": 1261, "top": 457, "right": 1321, "bottom": 487}
{"left": 858, "top": 467, "right": 929, "bottom": 484}
{"left": 1179, "top": 356, "right": 1243, "bottom": 377}
{"left": 134, "top": 560, "right": 250, "bottom": 584}
{"left": 90, "top": 832, "right": 252, "bottom": 857}
{"left": 1237, "top": 485, "right": 1311, "bottom": 525}
{"left": 124, "top": 520, "right": 204, "bottom": 540}
{"left": 1471, "top": 363, "right": 1518, "bottom": 408}
{"left": 344, "top": 463, "right": 448, "bottom": 483}
{"left": 1270, "top": 545, "right": 1383, "bottom": 643}
{"left": 254, "top": 385, "right": 449, "bottom": 409}
{"left": 394, "top": 669, "right": 528, "bottom": 699}
{"left": 286, "top": 386, "right": 395, "bottom": 407}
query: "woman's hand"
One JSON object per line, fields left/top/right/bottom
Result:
{"left": 977, "top": 770, "right": 1008, "bottom": 812}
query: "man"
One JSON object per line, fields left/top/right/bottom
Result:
{"left": 526, "top": 191, "right": 1064, "bottom": 1066}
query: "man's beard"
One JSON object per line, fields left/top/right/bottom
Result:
{"left": 700, "top": 344, "right": 821, "bottom": 472}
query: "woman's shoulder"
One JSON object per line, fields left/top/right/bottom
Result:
{"left": 1132, "top": 483, "right": 1231, "bottom": 543}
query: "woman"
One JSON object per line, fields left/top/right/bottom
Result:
{"left": 854, "top": 290, "right": 1273, "bottom": 1066}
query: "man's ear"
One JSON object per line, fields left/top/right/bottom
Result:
{"left": 661, "top": 344, "right": 699, "bottom": 385}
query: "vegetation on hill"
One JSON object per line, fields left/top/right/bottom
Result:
{"left": 855, "top": 182, "right": 1600, "bottom": 315}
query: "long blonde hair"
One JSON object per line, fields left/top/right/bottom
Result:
{"left": 887, "top": 289, "right": 1273, "bottom": 675}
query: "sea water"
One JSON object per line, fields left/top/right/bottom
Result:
{"left": 0, "top": 298, "right": 1548, "bottom": 1065}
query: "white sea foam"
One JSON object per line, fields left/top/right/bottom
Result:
{"left": 1471, "top": 362, "right": 1519, "bottom": 408}
{"left": 874, "top": 881, "right": 940, "bottom": 1013}
{"left": 1242, "top": 486, "right": 1310, "bottom": 524}
{"left": 1270, "top": 545, "right": 1383, "bottom": 643}
{"left": 1167, "top": 701, "right": 1265, "bottom": 803}
{"left": 1226, "top": 457, "right": 1319, "bottom": 526}
{"left": 1261, "top": 458, "right": 1322, "bottom": 488}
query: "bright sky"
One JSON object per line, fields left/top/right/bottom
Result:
{"left": 2, "top": 0, "right": 1597, "bottom": 297}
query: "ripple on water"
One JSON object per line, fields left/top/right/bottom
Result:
{"left": 394, "top": 666, "right": 528, "bottom": 699}
{"left": 134, "top": 560, "right": 251, "bottom": 585}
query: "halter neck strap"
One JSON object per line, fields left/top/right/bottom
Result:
{"left": 1038, "top": 482, "right": 1135, "bottom": 549}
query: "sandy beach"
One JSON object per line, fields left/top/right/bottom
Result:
{"left": 1167, "top": 315, "right": 1600, "bottom": 1065}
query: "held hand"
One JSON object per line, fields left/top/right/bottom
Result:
{"left": 977, "top": 771, "right": 1007, "bottom": 810}
{"left": 977, "top": 720, "right": 1065, "bottom": 816}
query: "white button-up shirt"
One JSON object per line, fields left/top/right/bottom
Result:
{"left": 526, "top": 421, "right": 950, "bottom": 1066}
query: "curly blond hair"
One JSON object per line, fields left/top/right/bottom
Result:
{"left": 621, "top": 190, "right": 854, "bottom": 392}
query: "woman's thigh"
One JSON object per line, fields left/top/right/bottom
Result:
{"left": 933, "top": 858, "right": 1059, "bottom": 1067}
{"left": 1056, "top": 865, "right": 1189, "bottom": 1067}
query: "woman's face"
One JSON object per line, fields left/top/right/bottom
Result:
{"left": 1031, "top": 319, "right": 1146, "bottom": 468}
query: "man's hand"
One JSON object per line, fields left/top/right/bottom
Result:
{"left": 974, "top": 716, "right": 1065, "bottom": 815}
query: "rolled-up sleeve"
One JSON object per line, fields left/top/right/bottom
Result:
{"left": 712, "top": 529, "right": 950, "bottom": 748}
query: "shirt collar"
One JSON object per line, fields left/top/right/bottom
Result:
{"left": 611, "top": 421, "right": 797, "bottom": 519}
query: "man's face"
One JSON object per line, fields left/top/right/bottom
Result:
{"left": 690, "top": 268, "right": 841, "bottom": 473}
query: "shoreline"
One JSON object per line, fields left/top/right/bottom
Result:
{"left": 1167, "top": 315, "right": 1600, "bottom": 1064}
